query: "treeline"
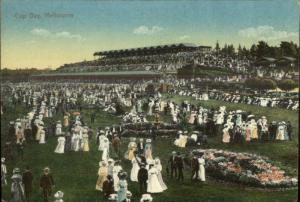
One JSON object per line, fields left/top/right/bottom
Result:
{"left": 0, "top": 68, "right": 51, "bottom": 82}
{"left": 244, "top": 78, "right": 297, "bottom": 92}
{"left": 215, "top": 41, "right": 299, "bottom": 59}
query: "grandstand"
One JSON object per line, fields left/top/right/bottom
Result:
{"left": 32, "top": 43, "right": 212, "bottom": 80}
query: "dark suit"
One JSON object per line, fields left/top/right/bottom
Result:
{"left": 40, "top": 174, "right": 54, "bottom": 202}
{"left": 191, "top": 158, "right": 199, "bottom": 180}
{"left": 22, "top": 170, "right": 33, "bottom": 201}
{"left": 168, "top": 155, "right": 177, "bottom": 178}
{"left": 103, "top": 178, "right": 114, "bottom": 199}
{"left": 137, "top": 142, "right": 144, "bottom": 155}
{"left": 137, "top": 167, "right": 148, "bottom": 193}
{"left": 176, "top": 156, "right": 184, "bottom": 181}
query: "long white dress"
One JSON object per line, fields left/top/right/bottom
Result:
{"left": 154, "top": 162, "right": 167, "bottom": 191}
{"left": 56, "top": 123, "right": 62, "bottom": 136}
{"left": 39, "top": 130, "right": 46, "bottom": 144}
{"left": 198, "top": 158, "right": 206, "bottom": 182}
{"left": 98, "top": 135, "right": 106, "bottom": 151}
{"left": 147, "top": 167, "right": 164, "bottom": 193}
{"left": 113, "top": 165, "right": 122, "bottom": 191}
{"left": 54, "top": 137, "right": 66, "bottom": 154}
{"left": 130, "top": 157, "right": 140, "bottom": 182}
{"left": 73, "top": 134, "right": 80, "bottom": 152}
{"left": 174, "top": 134, "right": 188, "bottom": 148}
{"left": 276, "top": 125, "right": 285, "bottom": 140}
{"left": 102, "top": 139, "right": 109, "bottom": 162}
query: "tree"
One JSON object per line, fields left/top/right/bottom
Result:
{"left": 227, "top": 44, "right": 235, "bottom": 57}
{"left": 242, "top": 46, "right": 249, "bottom": 58}
{"left": 278, "top": 79, "right": 297, "bottom": 92}
{"left": 256, "top": 41, "right": 270, "bottom": 57}
{"left": 280, "top": 41, "right": 298, "bottom": 57}
{"left": 250, "top": 44, "right": 257, "bottom": 58}
{"left": 244, "top": 77, "right": 261, "bottom": 90}
{"left": 215, "top": 41, "right": 220, "bottom": 52}
{"left": 238, "top": 44, "right": 242, "bottom": 56}
{"left": 222, "top": 44, "right": 228, "bottom": 56}
{"left": 261, "top": 79, "right": 277, "bottom": 90}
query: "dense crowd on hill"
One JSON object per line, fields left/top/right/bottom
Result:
{"left": 57, "top": 51, "right": 253, "bottom": 74}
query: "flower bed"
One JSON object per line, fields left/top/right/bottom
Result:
{"left": 196, "top": 149, "right": 298, "bottom": 188}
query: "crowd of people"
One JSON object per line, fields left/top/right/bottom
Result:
{"left": 56, "top": 49, "right": 255, "bottom": 75}
{"left": 169, "top": 82, "right": 299, "bottom": 111}
{"left": 0, "top": 81, "right": 296, "bottom": 202}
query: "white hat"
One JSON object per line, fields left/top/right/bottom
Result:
{"left": 13, "top": 168, "right": 20, "bottom": 174}
{"left": 1, "top": 157, "right": 5, "bottom": 163}
{"left": 146, "top": 139, "right": 152, "bottom": 143}
{"left": 177, "top": 130, "right": 183, "bottom": 134}
{"left": 54, "top": 191, "right": 64, "bottom": 199}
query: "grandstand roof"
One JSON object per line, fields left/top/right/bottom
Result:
{"left": 32, "top": 71, "right": 161, "bottom": 77}
{"left": 93, "top": 43, "right": 200, "bottom": 56}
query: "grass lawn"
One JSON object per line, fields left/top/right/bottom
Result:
{"left": 1, "top": 97, "right": 298, "bottom": 202}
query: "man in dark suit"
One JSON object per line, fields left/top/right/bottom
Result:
{"left": 137, "top": 138, "right": 145, "bottom": 155}
{"left": 137, "top": 163, "right": 148, "bottom": 194}
{"left": 168, "top": 151, "right": 177, "bottom": 179}
{"left": 286, "top": 121, "right": 292, "bottom": 141}
{"left": 22, "top": 166, "right": 33, "bottom": 202}
{"left": 39, "top": 167, "right": 54, "bottom": 202}
{"left": 102, "top": 175, "right": 114, "bottom": 200}
{"left": 176, "top": 152, "right": 184, "bottom": 181}
{"left": 191, "top": 155, "right": 199, "bottom": 181}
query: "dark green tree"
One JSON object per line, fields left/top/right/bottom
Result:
{"left": 278, "top": 79, "right": 297, "bottom": 92}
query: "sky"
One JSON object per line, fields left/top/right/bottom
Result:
{"left": 1, "top": 0, "right": 299, "bottom": 69}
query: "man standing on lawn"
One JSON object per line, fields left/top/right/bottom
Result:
{"left": 22, "top": 166, "right": 33, "bottom": 202}
{"left": 40, "top": 167, "right": 55, "bottom": 202}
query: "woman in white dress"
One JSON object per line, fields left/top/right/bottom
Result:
{"left": 39, "top": 129, "right": 46, "bottom": 144}
{"left": 154, "top": 158, "right": 167, "bottom": 191}
{"left": 113, "top": 161, "right": 123, "bottom": 192}
{"left": 130, "top": 156, "right": 140, "bottom": 182}
{"left": 198, "top": 154, "right": 206, "bottom": 182}
{"left": 102, "top": 138, "right": 110, "bottom": 162}
{"left": 276, "top": 122, "right": 285, "bottom": 140}
{"left": 54, "top": 136, "right": 66, "bottom": 154}
{"left": 82, "top": 132, "right": 89, "bottom": 152}
{"left": 56, "top": 121, "right": 62, "bottom": 136}
{"left": 222, "top": 125, "right": 230, "bottom": 143}
{"left": 148, "top": 100, "right": 154, "bottom": 115}
{"left": 98, "top": 134, "right": 106, "bottom": 151}
{"left": 147, "top": 164, "right": 164, "bottom": 193}
{"left": 71, "top": 132, "right": 76, "bottom": 151}
{"left": 144, "top": 139, "right": 153, "bottom": 161}
{"left": 73, "top": 133, "right": 80, "bottom": 152}
{"left": 188, "top": 111, "right": 196, "bottom": 124}
{"left": 174, "top": 133, "right": 188, "bottom": 148}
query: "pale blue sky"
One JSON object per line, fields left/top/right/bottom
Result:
{"left": 1, "top": 0, "right": 299, "bottom": 68}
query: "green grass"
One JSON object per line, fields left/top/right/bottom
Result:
{"left": 1, "top": 98, "right": 298, "bottom": 202}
